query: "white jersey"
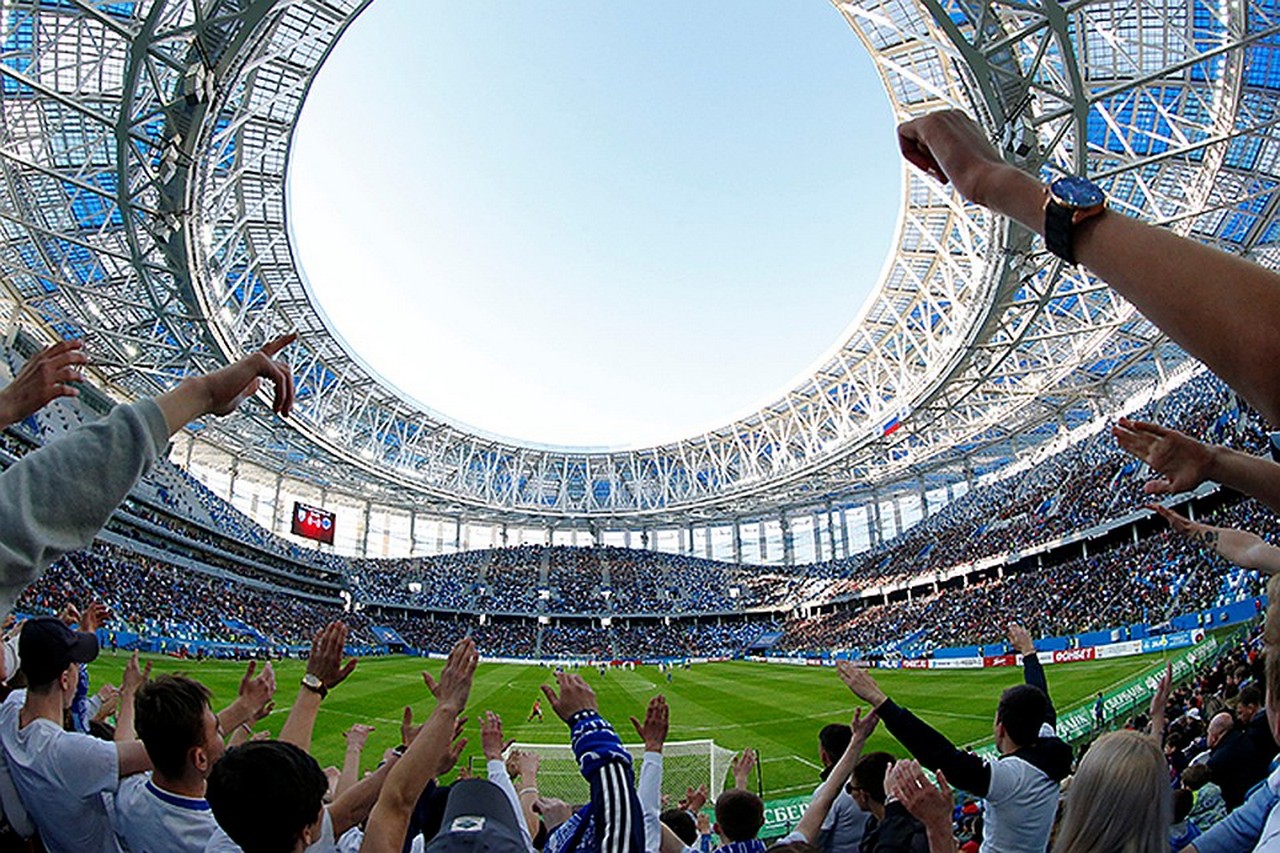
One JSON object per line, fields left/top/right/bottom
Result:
{"left": 980, "top": 753, "right": 1060, "bottom": 853}
{"left": 115, "top": 774, "right": 217, "bottom": 853}
{"left": 0, "top": 690, "right": 122, "bottom": 853}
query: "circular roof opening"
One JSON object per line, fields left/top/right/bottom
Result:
{"left": 290, "top": 0, "right": 898, "bottom": 448}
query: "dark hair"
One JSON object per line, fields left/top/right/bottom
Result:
{"left": 851, "top": 752, "right": 896, "bottom": 805}
{"left": 819, "top": 724, "right": 852, "bottom": 765}
{"left": 715, "top": 789, "right": 764, "bottom": 842}
{"left": 996, "top": 684, "right": 1050, "bottom": 747}
{"left": 207, "top": 741, "right": 328, "bottom": 853}
{"left": 1238, "top": 685, "right": 1263, "bottom": 708}
{"left": 661, "top": 809, "right": 697, "bottom": 845}
{"left": 135, "top": 675, "right": 212, "bottom": 778}
{"left": 1180, "top": 763, "right": 1211, "bottom": 790}
{"left": 1172, "top": 788, "right": 1194, "bottom": 823}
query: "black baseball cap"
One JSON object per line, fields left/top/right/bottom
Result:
{"left": 425, "top": 779, "right": 527, "bottom": 853}
{"left": 18, "top": 617, "right": 98, "bottom": 685}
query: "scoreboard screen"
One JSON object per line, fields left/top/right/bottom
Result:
{"left": 291, "top": 502, "right": 335, "bottom": 544}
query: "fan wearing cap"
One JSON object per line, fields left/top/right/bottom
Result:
{"left": 0, "top": 616, "right": 152, "bottom": 852}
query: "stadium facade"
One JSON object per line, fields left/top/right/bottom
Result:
{"left": 2, "top": 0, "right": 1279, "bottom": 562}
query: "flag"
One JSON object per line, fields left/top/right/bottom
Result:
{"left": 882, "top": 415, "right": 902, "bottom": 436}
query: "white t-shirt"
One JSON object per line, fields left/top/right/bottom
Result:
{"left": 980, "top": 754, "right": 1060, "bottom": 853}
{"left": 0, "top": 691, "right": 122, "bottom": 853}
{"left": 115, "top": 774, "right": 218, "bottom": 853}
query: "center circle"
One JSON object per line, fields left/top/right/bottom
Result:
{"left": 289, "top": 0, "right": 899, "bottom": 448}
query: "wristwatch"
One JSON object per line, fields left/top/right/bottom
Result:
{"left": 1044, "top": 175, "right": 1106, "bottom": 264}
{"left": 301, "top": 672, "right": 327, "bottom": 698}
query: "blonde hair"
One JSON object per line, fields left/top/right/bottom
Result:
{"left": 1053, "top": 730, "right": 1170, "bottom": 853}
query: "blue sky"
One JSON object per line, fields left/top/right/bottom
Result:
{"left": 290, "top": 0, "right": 899, "bottom": 448}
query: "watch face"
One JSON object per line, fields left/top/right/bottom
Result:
{"left": 1050, "top": 175, "right": 1105, "bottom": 208}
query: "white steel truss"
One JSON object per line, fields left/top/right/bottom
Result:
{"left": 2, "top": 0, "right": 1278, "bottom": 529}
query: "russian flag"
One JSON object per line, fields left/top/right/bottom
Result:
{"left": 882, "top": 415, "right": 902, "bottom": 436}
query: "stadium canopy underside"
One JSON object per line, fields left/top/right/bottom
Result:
{"left": 2, "top": 0, "right": 1279, "bottom": 539}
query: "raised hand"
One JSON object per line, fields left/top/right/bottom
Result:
{"left": 539, "top": 672, "right": 598, "bottom": 722}
{"left": 836, "top": 660, "right": 889, "bottom": 708}
{"left": 423, "top": 637, "right": 478, "bottom": 714}
{"left": 345, "top": 723, "right": 375, "bottom": 753}
{"left": 81, "top": 601, "right": 111, "bottom": 634}
{"left": 1112, "top": 418, "right": 1215, "bottom": 495}
{"left": 121, "top": 650, "right": 151, "bottom": 694}
{"left": 630, "top": 694, "right": 670, "bottom": 753}
{"left": 401, "top": 706, "right": 424, "bottom": 747}
{"left": 305, "top": 622, "right": 357, "bottom": 693}
{"left": 482, "top": 711, "right": 513, "bottom": 761}
{"left": 884, "top": 760, "right": 955, "bottom": 836}
{"left": 850, "top": 706, "right": 879, "bottom": 743}
{"left": 896, "top": 110, "right": 1010, "bottom": 205}
{"left": 0, "top": 339, "right": 88, "bottom": 428}
{"left": 202, "top": 333, "right": 297, "bottom": 418}
{"left": 682, "top": 784, "right": 709, "bottom": 814}
{"left": 238, "top": 660, "right": 276, "bottom": 716}
{"left": 731, "top": 748, "right": 757, "bottom": 790}
{"left": 1006, "top": 624, "right": 1035, "bottom": 656}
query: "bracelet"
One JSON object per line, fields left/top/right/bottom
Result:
{"left": 518, "top": 787, "right": 539, "bottom": 796}
{"left": 239, "top": 722, "right": 253, "bottom": 735}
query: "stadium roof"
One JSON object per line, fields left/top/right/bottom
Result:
{"left": 1, "top": 0, "right": 1277, "bottom": 528}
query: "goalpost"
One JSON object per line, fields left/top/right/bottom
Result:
{"left": 500, "top": 739, "right": 739, "bottom": 804}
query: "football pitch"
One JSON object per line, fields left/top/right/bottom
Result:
{"left": 89, "top": 652, "right": 1166, "bottom": 800}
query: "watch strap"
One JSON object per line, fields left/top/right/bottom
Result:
{"left": 1044, "top": 199, "right": 1076, "bottom": 264}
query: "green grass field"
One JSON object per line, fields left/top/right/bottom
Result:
{"left": 87, "top": 652, "right": 1168, "bottom": 800}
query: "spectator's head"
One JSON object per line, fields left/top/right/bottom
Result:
{"left": 818, "top": 723, "right": 852, "bottom": 770}
{"left": 18, "top": 617, "right": 97, "bottom": 703}
{"left": 135, "top": 675, "right": 220, "bottom": 783}
{"left": 714, "top": 789, "right": 764, "bottom": 843}
{"left": 1172, "top": 788, "right": 1194, "bottom": 825}
{"left": 1180, "top": 763, "right": 1211, "bottom": 792}
{"left": 207, "top": 741, "right": 328, "bottom": 853}
{"left": 994, "top": 684, "right": 1050, "bottom": 751}
{"left": 849, "top": 752, "right": 895, "bottom": 816}
{"left": 1236, "top": 685, "right": 1263, "bottom": 725}
{"left": 1052, "top": 730, "right": 1170, "bottom": 853}
{"left": 660, "top": 809, "right": 697, "bottom": 845}
{"left": 425, "top": 778, "right": 527, "bottom": 853}
{"left": 1206, "top": 712, "right": 1234, "bottom": 748}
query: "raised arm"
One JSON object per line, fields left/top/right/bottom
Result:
{"left": 0, "top": 339, "right": 88, "bottom": 429}
{"left": 793, "top": 708, "right": 877, "bottom": 845}
{"left": 898, "top": 110, "right": 1280, "bottom": 425}
{"left": 279, "top": 621, "right": 357, "bottom": 753}
{"left": 883, "top": 760, "right": 957, "bottom": 853}
{"left": 631, "top": 695, "right": 670, "bottom": 853}
{"left": 361, "top": 638, "right": 477, "bottom": 853}
{"left": 1008, "top": 624, "right": 1055, "bottom": 725}
{"left": 837, "top": 661, "right": 992, "bottom": 796}
{"left": 1150, "top": 504, "right": 1280, "bottom": 574}
{"left": 0, "top": 333, "right": 297, "bottom": 615}
{"left": 115, "top": 650, "right": 150, "bottom": 743}
{"left": 217, "top": 660, "right": 276, "bottom": 737}
{"left": 541, "top": 673, "right": 645, "bottom": 853}
{"left": 1113, "top": 419, "right": 1280, "bottom": 514}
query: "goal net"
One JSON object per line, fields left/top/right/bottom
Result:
{"left": 498, "top": 739, "right": 738, "bottom": 804}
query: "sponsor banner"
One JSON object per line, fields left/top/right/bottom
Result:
{"left": 984, "top": 654, "right": 1016, "bottom": 667}
{"left": 930, "top": 656, "right": 984, "bottom": 670}
{"left": 1095, "top": 640, "right": 1144, "bottom": 660}
{"left": 1052, "top": 647, "right": 1097, "bottom": 664}
{"left": 1142, "top": 630, "right": 1200, "bottom": 654}
{"left": 761, "top": 796, "right": 811, "bottom": 838}
{"left": 876, "top": 660, "right": 902, "bottom": 670}
{"left": 901, "top": 659, "right": 930, "bottom": 669}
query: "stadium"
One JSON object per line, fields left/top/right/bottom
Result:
{"left": 3, "top": 0, "right": 1280, "bottom": 851}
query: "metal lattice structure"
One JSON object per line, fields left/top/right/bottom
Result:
{"left": 3, "top": 0, "right": 1280, "bottom": 539}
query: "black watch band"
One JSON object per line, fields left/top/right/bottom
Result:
{"left": 1044, "top": 200, "right": 1076, "bottom": 264}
